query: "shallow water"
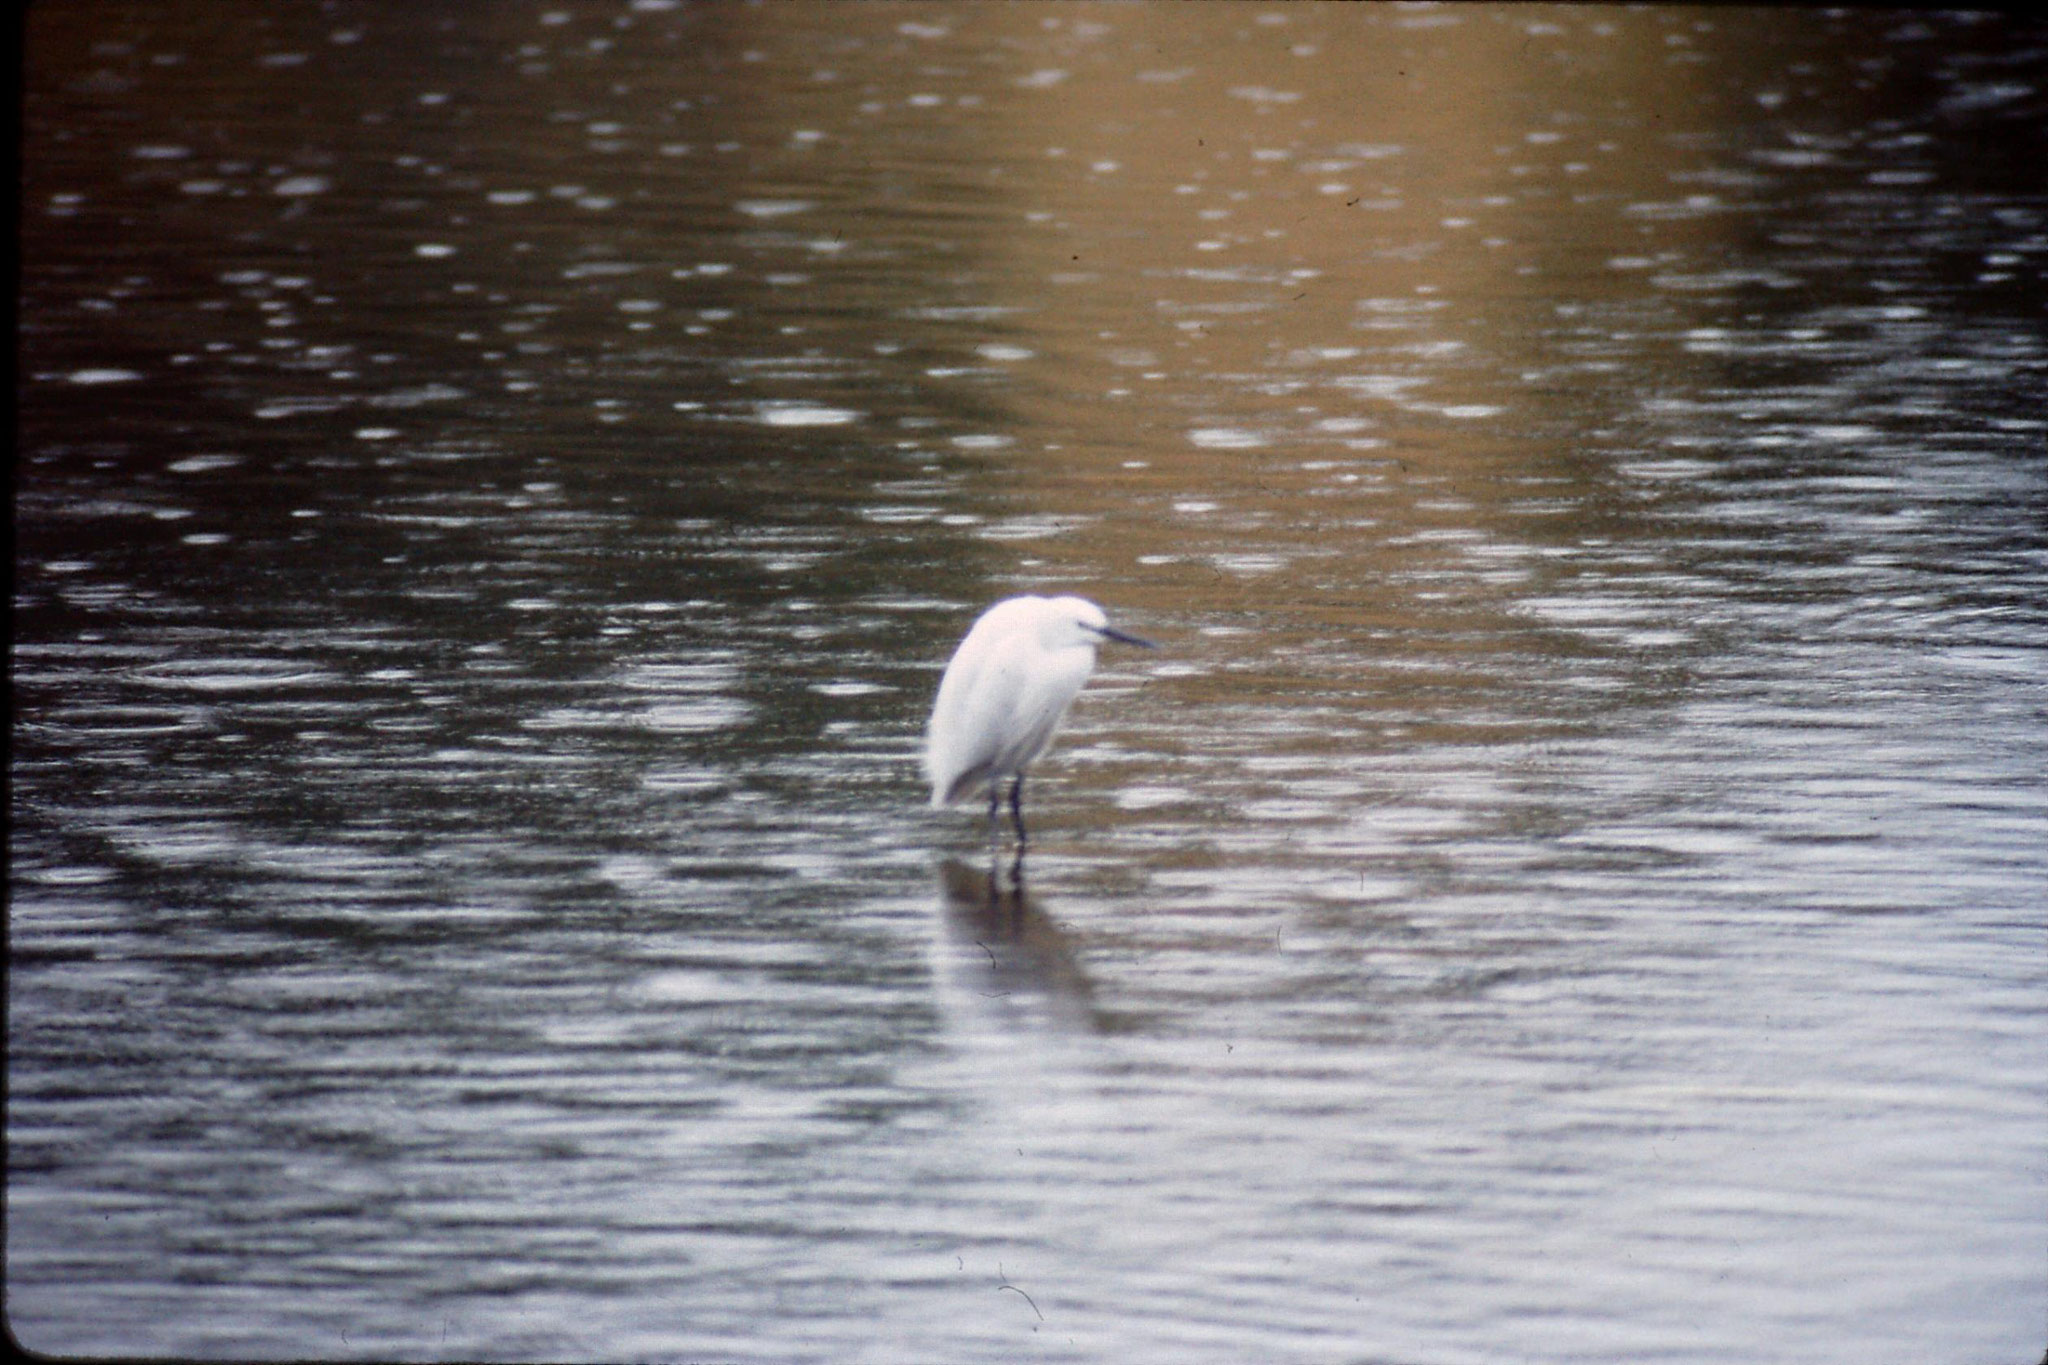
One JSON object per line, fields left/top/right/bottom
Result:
{"left": 13, "top": 5, "right": 2048, "bottom": 1362}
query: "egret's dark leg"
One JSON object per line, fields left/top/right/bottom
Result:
{"left": 1008, "top": 774, "right": 1028, "bottom": 847}
{"left": 987, "top": 784, "right": 1001, "bottom": 848}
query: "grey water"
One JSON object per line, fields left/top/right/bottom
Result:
{"left": 12, "top": 5, "right": 2047, "bottom": 1362}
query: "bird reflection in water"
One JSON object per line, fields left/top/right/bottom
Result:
{"left": 935, "top": 857, "right": 1100, "bottom": 1034}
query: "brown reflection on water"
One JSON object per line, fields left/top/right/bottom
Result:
{"left": 822, "top": 6, "right": 1772, "bottom": 763}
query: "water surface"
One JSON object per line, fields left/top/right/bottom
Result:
{"left": 14, "top": 5, "right": 2048, "bottom": 1362}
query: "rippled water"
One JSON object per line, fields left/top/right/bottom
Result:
{"left": 14, "top": 5, "right": 2048, "bottom": 1362}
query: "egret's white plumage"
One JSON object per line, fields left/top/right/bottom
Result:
{"left": 924, "top": 594, "right": 1154, "bottom": 840}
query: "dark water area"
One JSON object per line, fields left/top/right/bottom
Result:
{"left": 14, "top": 5, "right": 2048, "bottom": 1362}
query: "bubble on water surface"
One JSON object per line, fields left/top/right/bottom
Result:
{"left": 755, "top": 402, "right": 861, "bottom": 428}
{"left": 735, "top": 199, "right": 813, "bottom": 219}
{"left": 128, "top": 657, "right": 335, "bottom": 693}
{"left": 167, "top": 454, "right": 245, "bottom": 474}
{"left": 1188, "top": 427, "right": 1266, "bottom": 449}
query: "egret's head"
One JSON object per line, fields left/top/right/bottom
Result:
{"left": 1045, "top": 595, "right": 1157, "bottom": 652}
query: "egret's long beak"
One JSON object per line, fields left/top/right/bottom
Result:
{"left": 1091, "top": 624, "right": 1158, "bottom": 650}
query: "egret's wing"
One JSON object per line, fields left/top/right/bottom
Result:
{"left": 924, "top": 625, "right": 1030, "bottom": 804}
{"left": 929, "top": 653, "right": 1094, "bottom": 806}
{"left": 988, "top": 648, "right": 1092, "bottom": 775}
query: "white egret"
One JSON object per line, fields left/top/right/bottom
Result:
{"left": 924, "top": 594, "right": 1156, "bottom": 845}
